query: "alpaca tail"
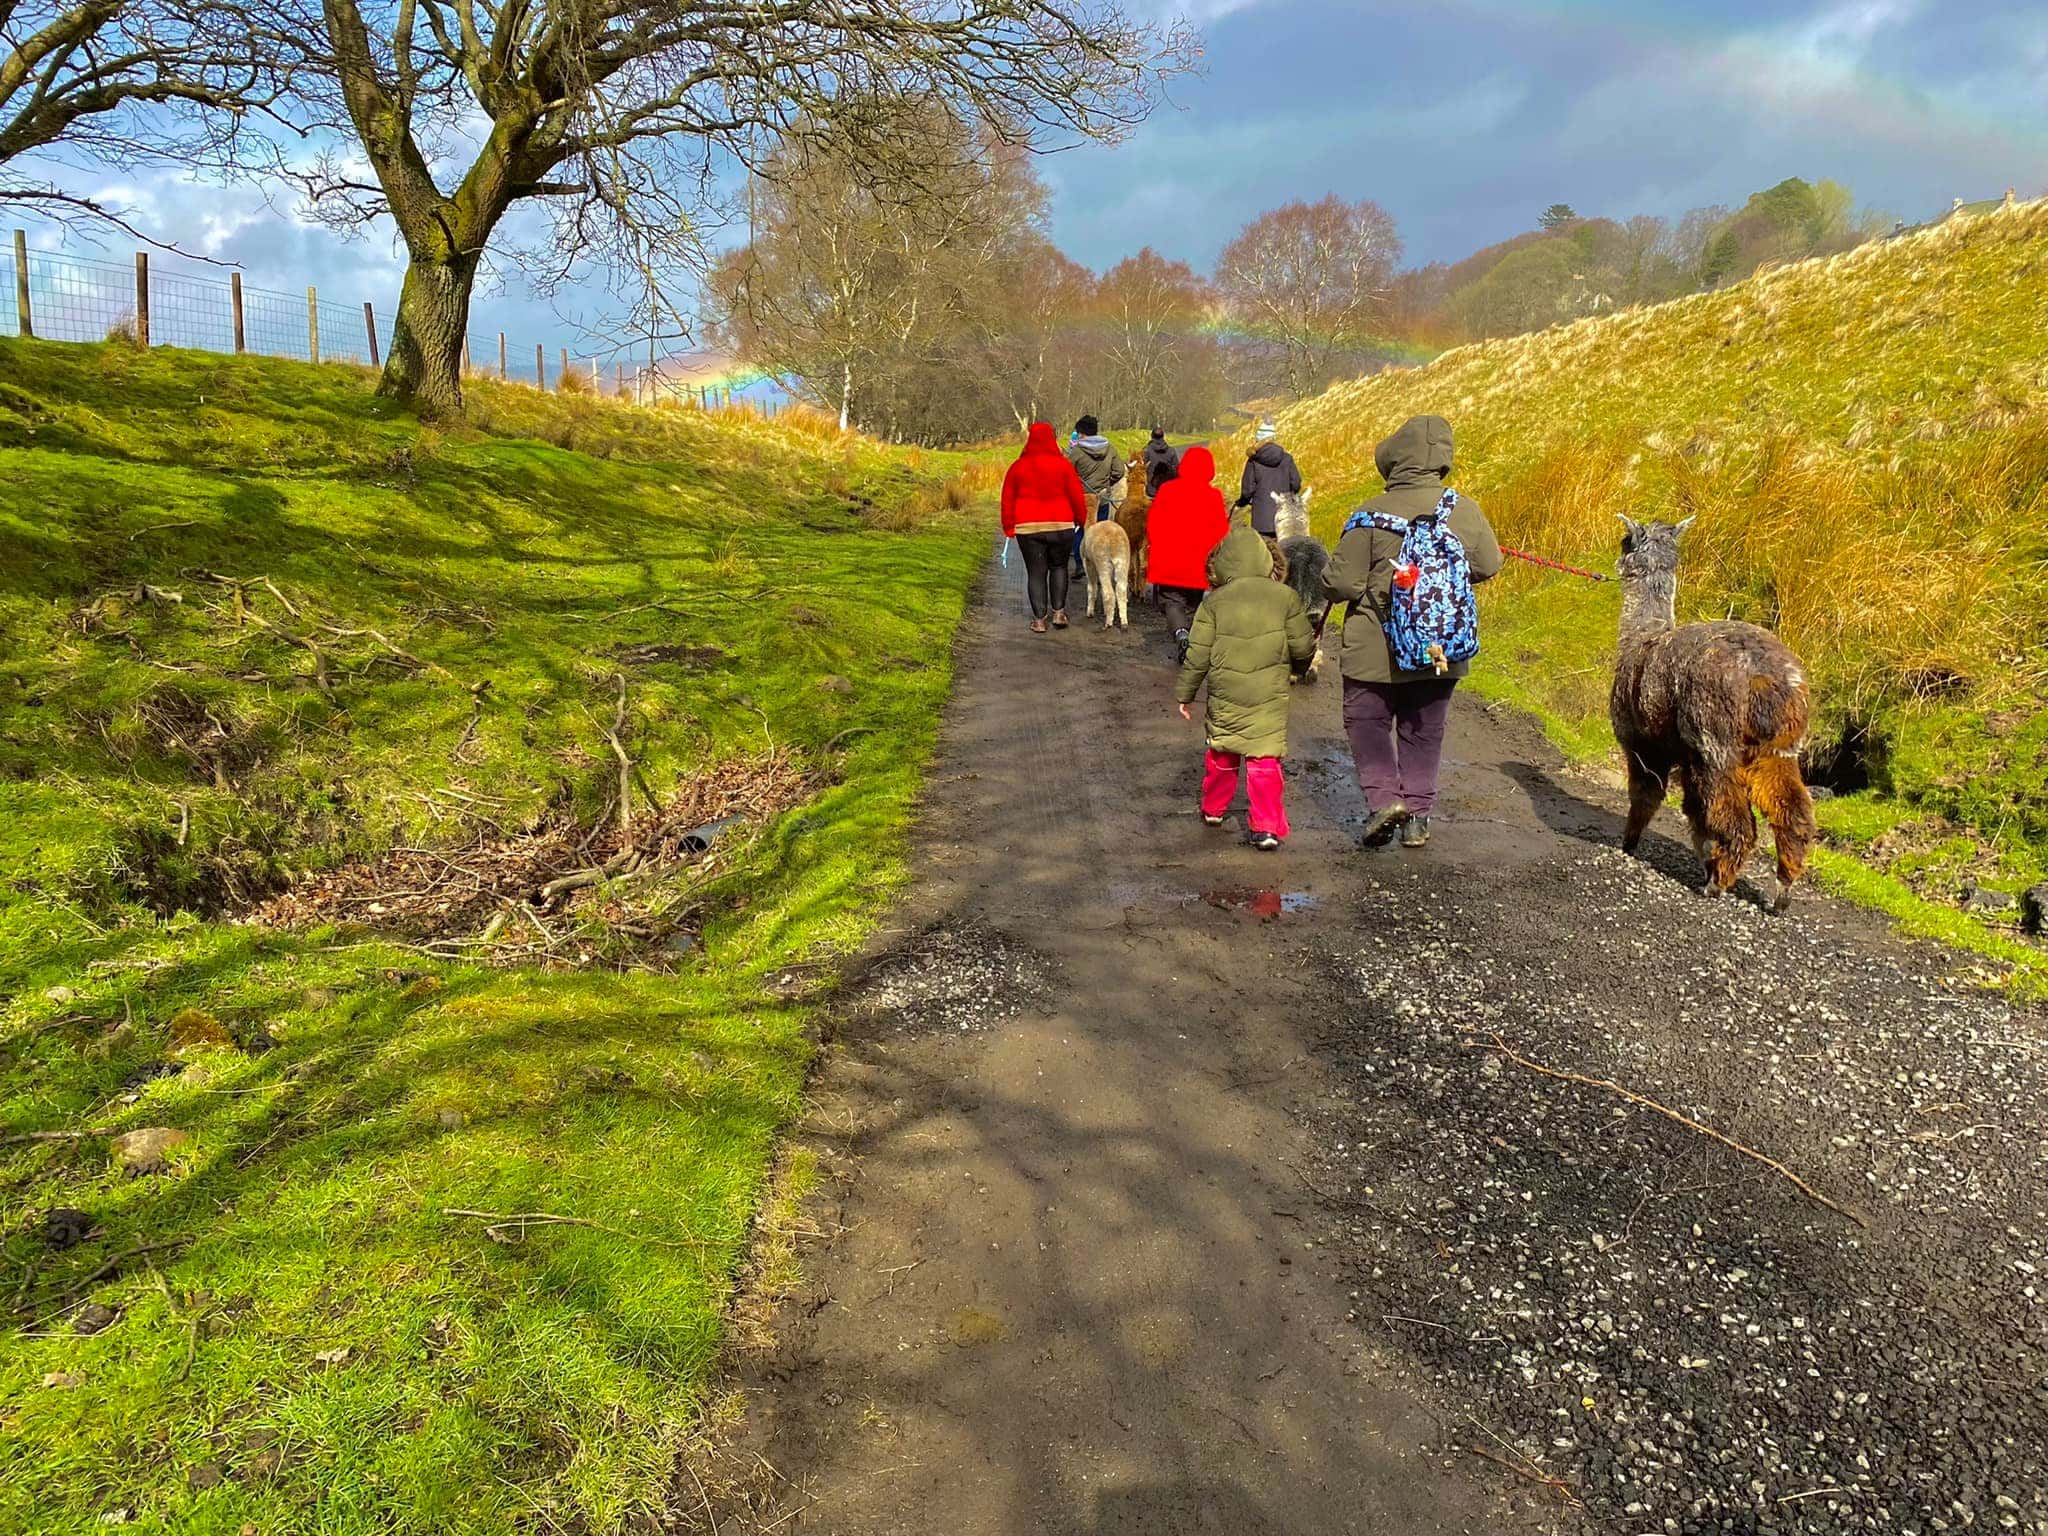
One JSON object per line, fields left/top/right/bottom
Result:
{"left": 1740, "top": 753, "right": 1816, "bottom": 910}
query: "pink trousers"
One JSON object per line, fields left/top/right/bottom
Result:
{"left": 1202, "top": 750, "right": 1289, "bottom": 838}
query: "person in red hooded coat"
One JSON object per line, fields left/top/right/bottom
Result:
{"left": 1144, "top": 444, "right": 1231, "bottom": 662}
{"left": 1001, "top": 421, "right": 1090, "bottom": 633}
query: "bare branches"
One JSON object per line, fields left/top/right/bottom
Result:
{"left": 0, "top": 0, "right": 292, "bottom": 227}
{"left": 287, "top": 0, "right": 1197, "bottom": 409}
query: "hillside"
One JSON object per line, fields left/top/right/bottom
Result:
{"left": 0, "top": 343, "right": 987, "bottom": 1534}
{"left": 1236, "top": 198, "right": 2048, "bottom": 930}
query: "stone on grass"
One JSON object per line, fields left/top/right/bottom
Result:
{"left": 167, "top": 1008, "right": 235, "bottom": 1056}
{"left": 2021, "top": 883, "right": 2048, "bottom": 937}
{"left": 109, "top": 1126, "right": 191, "bottom": 1175}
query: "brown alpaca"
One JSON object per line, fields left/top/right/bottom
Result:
{"left": 1610, "top": 516, "right": 1817, "bottom": 911}
{"left": 1115, "top": 488, "right": 1148, "bottom": 599}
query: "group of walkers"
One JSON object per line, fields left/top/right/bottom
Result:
{"left": 998, "top": 411, "right": 1502, "bottom": 854}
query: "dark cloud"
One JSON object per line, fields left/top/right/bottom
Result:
{"left": 1048, "top": 0, "right": 2048, "bottom": 272}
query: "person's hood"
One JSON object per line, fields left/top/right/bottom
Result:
{"left": 1209, "top": 525, "right": 1273, "bottom": 584}
{"left": 1176, "top": 445, "right": 1217, "bottom": 485}
{"left": 1251, "top": 440, "right": 1290, "bottom": 468}
{"left": 1374, "top": 415, "right": 1454, "bottom": 489}
{"left": 1023, "top": 421, "right": 1061, "bottom": 455}
{"left": 1072, "top": 435, "right": 1113, "bottom": 458}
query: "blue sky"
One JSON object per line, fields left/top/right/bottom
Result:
{"left": 15, "top": 0, "right": 2048, "bottom": 359}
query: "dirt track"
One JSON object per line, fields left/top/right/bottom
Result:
{"left": 710, "top": 560, "right": 2048, "bottom": 1535}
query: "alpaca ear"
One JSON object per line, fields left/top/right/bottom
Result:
{"left": 1617, "top": 514, "right": 1642, "bottom": 542}
{"left": 1301, "top": 486, "right": 1314, "bottom": 504}
{"left": 1673, "top": 515, "right": 1697, "bottom": 536}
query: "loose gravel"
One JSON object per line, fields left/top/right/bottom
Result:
{"left": 847, "top": 921, "right": 1053, "bottom": 1036}
{"left": 1301, "top": 840, "right": 2048, "bottom": 1533}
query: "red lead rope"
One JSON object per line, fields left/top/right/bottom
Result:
{"left": 1500, "top": 545, "right": 1610, "bottom": 582}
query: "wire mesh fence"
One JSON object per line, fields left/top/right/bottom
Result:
{"left": 2, "top": 233, "right": 789, "bottom": 413}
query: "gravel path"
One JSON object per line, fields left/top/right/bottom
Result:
{"left": 711, "top": 559, "right": 2047, "bottom": 1535}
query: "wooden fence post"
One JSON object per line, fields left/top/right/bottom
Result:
{"left": 615, "top": 361, "right": 624, "bottom": 396}
{"left": 498, "top": 332, "right": 507, "bottom": 379}
{"left": 307, "top": 287, "right": 320, "bottom": 363}
{"left": 559, "top": 346, "right": 569, "bottom": 390}
{"left": 535, "top": 343, "right": 545, "bottom": 389}
{"left": 13, "top": 230, "right": 31, "bottom": 338}
{"left": 363, "top": 302, "right": 379, "bottom": 367}
{"left": 230, "top": 273, "right": 245, "bottom": 353}
{"left": 134, "top": 252, "right": 150, "bottom": 346}
{"left": 462, "top": 336, "right": 471, "bottom": 375}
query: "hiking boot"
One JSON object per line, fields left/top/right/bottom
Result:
{"left": 1248, "top": 831, "right": 1281, "bottom": 852}
{"left": 1359, "top": 802, "right": 1409, "bottom": 848}
{"left": 1400, "top": 815, "right": 1432, "bottom": 848}
{"left": 1030, "top": 617, "right": 1048, "bottom": 635}
{"left": 1202, "top": 812, "right": 1227, "bottom": 828}
{"left": 1173, "top": 628, "right": 1190, "bottom": 665}
{"left": 1051, "top": 610, "right": 1070, "bottom": 630}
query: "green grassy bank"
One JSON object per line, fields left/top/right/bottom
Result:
{"left": 0, "top": 341, "right": 988, "bottom": 1532}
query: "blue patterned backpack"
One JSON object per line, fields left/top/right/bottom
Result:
{"left": 1342, "top": 490, "right": 1479, "bottom": 675}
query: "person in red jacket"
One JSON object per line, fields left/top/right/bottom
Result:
{"left": 1144, "top": 444, "right": 1231, "bottom": 663}
{"left": 1001, "top": 421, "right": 1090, "bottom": 633}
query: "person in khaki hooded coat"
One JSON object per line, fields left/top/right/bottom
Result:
{"left": 1325, "top": 414, "right": 1502, "bottom": 848}
{"left": 1176, "top": 525, "right": 1318, "bottom": 849}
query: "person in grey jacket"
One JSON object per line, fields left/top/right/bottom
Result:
{"left": 1066, "top": 415, "right": 1127, "bottom": 576}
{"left": 1235, "top": 420, "right": 1303, "bottom": 537}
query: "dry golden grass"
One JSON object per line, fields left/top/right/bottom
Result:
{"left": 1230, "top": 199, "right": 2048, "bottom": 845}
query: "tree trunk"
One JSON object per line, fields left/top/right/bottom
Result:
{"left": 838, "top": 360, "right": 852, "bottom": 432}
{"left": 379, "top": 253, "right": 481, "bottom": 418}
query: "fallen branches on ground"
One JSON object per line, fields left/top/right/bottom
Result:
{"left": 249, "top": 749, "right": 815, "bottom": 962}
{"left": 1467, "top": 1032, "right": 1867, "bottom": 1228}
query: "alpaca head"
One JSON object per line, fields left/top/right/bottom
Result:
{"left": 1616, "top": 515, "right": 1693, "bottom": 635}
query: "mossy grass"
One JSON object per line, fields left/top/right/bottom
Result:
{"left": 0, "top": 340, "right": 989, "bottom": 1532}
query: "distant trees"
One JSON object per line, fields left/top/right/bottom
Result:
{"left": 710, "top": 127, "right": 1223, "bottom": 445}
{"left": 1214, "top": 196, "right": 1401, "bottom": 398}
{"left": 710, "top": 105, "right": 1042, "bottom": 434}
{"left": 1539, "top": 203, "right": 1578, "bottom": 231}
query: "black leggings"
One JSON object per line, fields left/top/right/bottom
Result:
{"left": 1017, "top": 530, "right": 1075, "bottom": 619}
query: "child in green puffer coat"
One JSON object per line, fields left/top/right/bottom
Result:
{"left": 1175, "top": 525, "right": 1318, "bottom": 850}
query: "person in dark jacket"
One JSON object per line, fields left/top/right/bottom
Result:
{"left": 1176, "top": 525, "right": 1317, "bottom": 850}
{"left": 1324, "top": 415, "right": 1503, "bottom": 848}
{"left": 1235, "top": 420, "right": 1303, "bottom": 537}
{"left": 1066, "top": 415, "right": 1128, "bottom": 577}
{"left": 1144, "top": 445, "right": 1232, "bottom": 664}
{"left": 1140, "top": 428, "right": 1180, "bottom": 498}
{"left": 1001, "top": 421, "right": 1089, "bottom": 633}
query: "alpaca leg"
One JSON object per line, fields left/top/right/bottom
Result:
{"left": 1678, "top": 770, "right": 1719, "bottom": 893}
{"left": 1084, "top": 559, "right": 1099, "bottom": 620}
{"left": 1112, "top": 558, "right": 1129, "bottom": 628}
{"left": 1621, "top": 762, "right": 1667, "bottom": 854}
{"left": 1701, "top": 769, "right": 1759, "bottom": 896}
{"left": 1751, "top": 756, "right": 1817, "bottom": 912}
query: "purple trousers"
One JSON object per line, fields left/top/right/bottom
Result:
{"left": 1342, "top": 677, "right": 1458, "bottom": 816}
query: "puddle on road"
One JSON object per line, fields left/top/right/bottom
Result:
{"left": 1202, "top": 887, "right": 1318, "bottom": 918}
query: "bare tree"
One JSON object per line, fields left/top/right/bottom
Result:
{"left": 1, "top": 0, "right": 279, "bottom": 234}
{"left": 710, "top": 102, "right": 1043, "bottom": 436}
{"left": 1088, "top": 246, "right": 1218, "bottom": 430}
{"left": 1214, "top": 196, "right": 1401, "bottom": 400}
{"left": 281, "top": 0, "right": 1194, "bottom": 417}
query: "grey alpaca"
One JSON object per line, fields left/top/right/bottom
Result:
{"left": 1271, "top": 489, "right": 1330, "bottom": 682}
{"left": 1609, "top": 516, "right": 1817, "bottom": 911}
